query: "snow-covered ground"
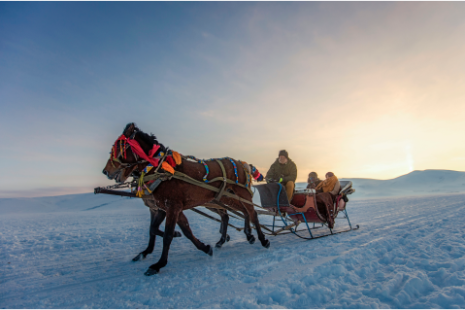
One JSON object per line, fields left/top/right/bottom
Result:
{"left": 2, "top": 170, "right": 465, "bottom": 308}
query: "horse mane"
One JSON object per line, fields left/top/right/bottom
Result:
{"left": 124, "top": 123, "right": 165, "bottom": 152}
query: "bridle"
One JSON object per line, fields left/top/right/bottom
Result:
{"left": 109, "top": 130, "right": 165, "bottom": 172}
{"left": 109, "top": 132, "right": 143, "bottom": 169}
{"left": 111, "top": 149, "right": 147, "bottom": 169}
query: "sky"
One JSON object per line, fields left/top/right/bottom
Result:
{"left": 1, "top": 2, "right": 465, "bottom": 198}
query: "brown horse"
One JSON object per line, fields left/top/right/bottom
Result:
{"left": 102, "top": 123, "right": 270, "bottom": 275}
{"left": 103, "top": 139, "right": 234, "bottom": 263}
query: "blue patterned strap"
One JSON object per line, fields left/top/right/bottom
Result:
{"left": 228, "top": 158, "right": 239, "bottom": 184}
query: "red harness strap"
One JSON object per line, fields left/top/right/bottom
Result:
{"left": 113, "top": 134, "right": 161, "bottom": 167}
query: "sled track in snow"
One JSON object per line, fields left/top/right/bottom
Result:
{"left": 3, "top": 194, "right": 465, "bottom": 308}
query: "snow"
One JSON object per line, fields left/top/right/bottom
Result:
{"left": 2, "top": 170, "right": 465, "bottom": 308}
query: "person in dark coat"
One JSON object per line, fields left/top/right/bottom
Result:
{"left": 265, "top": 150, "right": 298, "bottom": 201}
{"left": 307, "top": 172, "right": 322, "bottom": 189}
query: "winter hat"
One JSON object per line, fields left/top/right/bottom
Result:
{"left": 309, "top": 172, "right": 318, "bottom": 178}
{"left": 325, "top": 172, "right": 334, "bottom": 178}
{"left": 278, "top": 150, "right": 289, "bottom": 159}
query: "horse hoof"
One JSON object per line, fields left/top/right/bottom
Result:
{"left": 215, "top": 242, "right": 223, "bottom": 248}
{"left": 174, "top": 231, "right": 182, "bottom": 238}
{"left": 263, "top": 240, "right": 271, "bottom": 249}
{"left": 226, "top": 234, "right": 230, "bottom": 242}
{"left": 207, "top": 245, "right": 213, "bottom": 256}
{"left": 247, "top": 235, "right": 256, "bottom": 244}
{"left": 144, "top": 268, "right": 158, "bottom": 276}
{"left": 133, "top": 252, "right": 146, "bottom": 261}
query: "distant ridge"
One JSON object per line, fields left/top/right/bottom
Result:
{"left": 293, "top": 170, "right": 465, "bottom": 199}
{"left": 340, "top": 169, "right": 465, "bottom": 181}
{"left": 340, "top": 169, "right": 465, "bottom": 199}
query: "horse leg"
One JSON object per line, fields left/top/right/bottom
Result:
{"left": 145, "top": 206, "right": 182, "bottom": 276}
{"left": 153, "top": 217, "right": 183, "bottom": 238}
{"left": 133, "top": 208, "right": 166, "bottom": 262}
{"left": 211, "top": 208, "right": 230, "bottom": 248}
{"left": 240, "top": 207, "right": 256, "bottom": 244}
{"left": 224, "top": 192, "right": 254, "bottom": 244}
{"left": 248, "top": 208, "right": 270, "bottom": 248}
{"left": 142, "top": 199, "right": 182, "bottom": 238}
{"left": 177, "top": 211, "right": 213, "bottom": 254}
{"left": 228, "top": 195, "right": 268, "bottom": 248}
{"left": 155, "top": 228, "right": 183, "bottom": 238}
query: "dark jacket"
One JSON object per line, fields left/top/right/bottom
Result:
{"left": 265, "top": 158, "right": 298, "bottom": 184}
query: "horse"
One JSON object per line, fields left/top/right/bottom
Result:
{"left": 102, "top": 123, "right": 270, "bottom": 275}
{"left": 105, "top": 124, "right": 263, "bottom": 251}
{"left": 103, "top": 148, "right": 233, "bottom": 263}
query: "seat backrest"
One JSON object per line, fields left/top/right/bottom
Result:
{"left": 339, "top": 181, "right": 352, "bottom": 194}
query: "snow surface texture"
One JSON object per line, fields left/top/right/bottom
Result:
{"left": 2, "top": 170, "right": 465, "bottom": 308}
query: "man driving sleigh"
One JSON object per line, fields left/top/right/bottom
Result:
{"left": 265, "top": 150, "right": 297, "bottom": 202}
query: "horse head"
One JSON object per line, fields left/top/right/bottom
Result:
{"left": 102, "top": 123, "right": 164, "bottom": 183}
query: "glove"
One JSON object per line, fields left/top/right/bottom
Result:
{"left": 279, "top": 178, "right": 283, "bottom": 183}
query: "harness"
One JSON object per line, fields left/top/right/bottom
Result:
{"left": 109, "top": 133, "right": 254, "bottom": 200}
{"left": 140, "top": 169, "right": 256, "bottom": 205}
{"left": 138, "top": 157, "right": 254, "bottom": 199}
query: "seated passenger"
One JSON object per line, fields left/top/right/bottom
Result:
{"left": 316, "top": 172, "right": 341, "bottom": 198}
{"left": 306, "top": 172, "right": 322, "bottom": 189}
{"left": 315, "top": 172, "right": 341, "bottom": 228}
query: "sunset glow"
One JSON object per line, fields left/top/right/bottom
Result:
{"left": 1, "top": 2, "right": 465, "bottom": 197}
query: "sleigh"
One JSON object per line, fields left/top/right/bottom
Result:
{"left": 254, "top": 181, "right": 359, "bottom": 239}
{"left": 95, "top": 180, "right": 359, "bottom": 240}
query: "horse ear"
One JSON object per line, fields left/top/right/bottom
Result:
{"left": 123, "top": 123, "right": 135, "bottom": 137}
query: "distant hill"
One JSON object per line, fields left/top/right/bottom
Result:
{"left": 296, "top": 169, "right": 465, "bottom": 199}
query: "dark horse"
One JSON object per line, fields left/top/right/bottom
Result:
{"left": 102, "top": 123, "right": 270, "bottom": 275}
